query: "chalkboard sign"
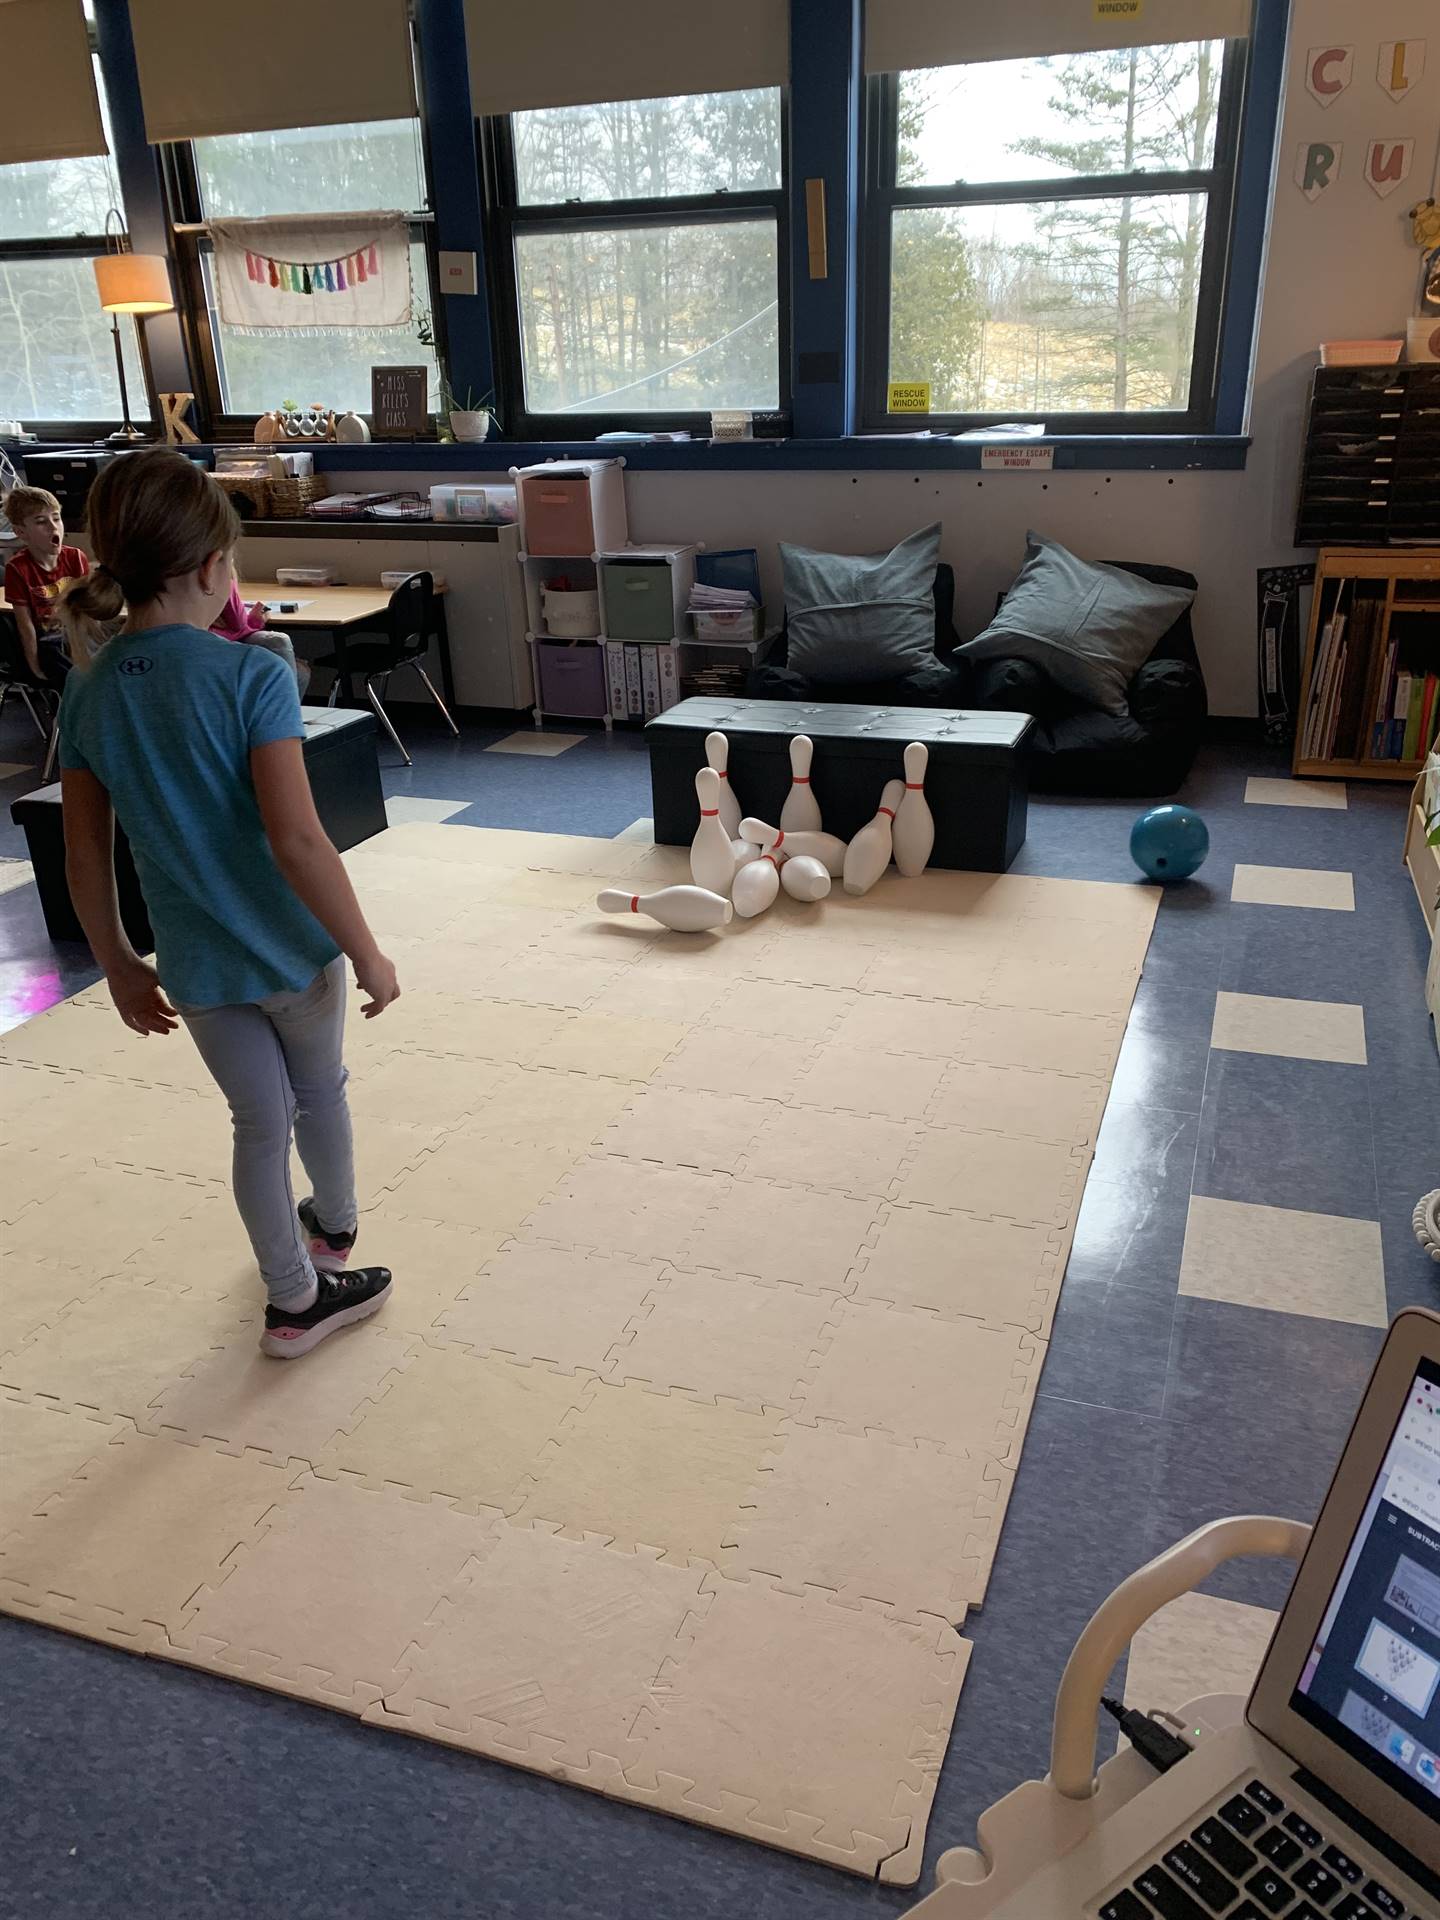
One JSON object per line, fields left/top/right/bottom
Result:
{"left": 370, "top": 364, "right": 430, "bottom": 440}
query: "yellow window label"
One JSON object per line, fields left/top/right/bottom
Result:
{"left": 887, "top": 381, "right": 931, "bottom": 414}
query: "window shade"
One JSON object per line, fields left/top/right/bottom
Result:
{"left": 864, "top": 0, "right": 1251, "bottom": 74}
{"left": 128, "top": 0, "right": 416, "bottom": 143}
{"left": 0, "top": 0, "right": 106, "bottom": 164}
{"left": 462, "top": 0, "right": 789, "bottom": 115}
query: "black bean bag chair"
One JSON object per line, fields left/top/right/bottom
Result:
{"left": 748, "top": 558, "right": 1206, "bottom": 798}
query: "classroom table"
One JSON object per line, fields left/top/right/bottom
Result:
{"left": 237, "top": 580, "right": 453, "bottom": 709}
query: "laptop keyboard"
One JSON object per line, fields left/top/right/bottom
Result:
{"left": 1097, "top": 1778, "right": 1430, "bottom": 1920}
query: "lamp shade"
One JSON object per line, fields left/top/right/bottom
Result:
{"left": 93, "top": 253, "right": 174, "bottom": 315}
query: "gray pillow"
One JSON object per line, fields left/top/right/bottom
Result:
{"left": 782, "top": 523, "right": 940, "bottom": 684}
{"left": 960, "top": 532, "right": 1194, "bottom": 717}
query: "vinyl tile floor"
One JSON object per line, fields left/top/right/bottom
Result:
{"left": 1, "top": 711, "right": 1435, "bottom": 1920}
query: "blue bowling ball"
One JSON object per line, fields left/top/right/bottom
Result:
{"left": 1129, "top": 804, "right": 1209, "bottom": 882}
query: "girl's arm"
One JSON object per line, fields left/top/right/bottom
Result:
{"left": 61, "top": 768, "right": 178, "bottom": 1034}
{"left": 250, "top": 738, "right": 399, "bottom": 1017}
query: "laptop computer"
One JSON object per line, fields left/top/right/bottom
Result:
{"left": 946, "top": 1307, "right": 1440, "bottom": 1919}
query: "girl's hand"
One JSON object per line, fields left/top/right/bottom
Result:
{"left": 249, "top": 601, "right": 268, "bottom": 626}
{"left": 108, "top": 959, "right": 178, "bottom": 1036}
{"left": 355, "top": 950, "right": 400, "bottom": 1018}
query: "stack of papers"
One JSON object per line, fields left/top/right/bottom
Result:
{"left": 306, "top": 491, "right": 400, "bottom": 517}
{"left": 690, "top": 582, "right": 757, "bottom": 611}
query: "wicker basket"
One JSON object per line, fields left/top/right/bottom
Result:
{"left": 268, "top": 475, "right": 329, "bottom": 518}
{"left": 213, "top": 472, "right": 271, "bottom": 520}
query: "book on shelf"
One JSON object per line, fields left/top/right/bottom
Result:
{"left": 1403, "top": 672, "right": 1426, "bottom": 762}
{"left": 604, "top": 641, "right": 628, "bottom": 721}
{"left": 1371, "top": 636, "right": 1399, "bottom": 759}
{"left": 640, "top": 646, "right": 661, "bottom": 720}
{"left": 1390, "top": 670, "right": 1413, "bottom": 760}
{"left": 622, "top": 644, "right": 643, "bottom": 718}
{"left": 1302, "top": 583, "right": 1349, "bottom": 758}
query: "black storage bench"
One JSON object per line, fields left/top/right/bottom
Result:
{"left": 11, "top": 707, "right": 387, "bottom": 951}
{"left": 648, "top": 698, "right": 1032, "bottom": 872}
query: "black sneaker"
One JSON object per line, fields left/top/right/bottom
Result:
{"left": 260, "top": 1266, "right": 393, "bottom": 1359}
{"left": 297, "top": 1196, "right": 357, "bottom": 1273}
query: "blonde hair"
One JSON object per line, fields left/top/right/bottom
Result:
{"left": 58, "top": 450, "right": 240, "bottom": 667}
{"left": 3, "top": 484, "right": 61, "bottom": 530}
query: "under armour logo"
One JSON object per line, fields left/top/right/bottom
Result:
{"left": 118, "top": 656, "right": 153, "bottom": 675}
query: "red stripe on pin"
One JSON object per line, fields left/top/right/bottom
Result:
{"left": 700, "top": 808, "right": 719, "bottom": 816}
{"left": 773, "top": 830, "right": 786, "bottom": 847}
{"left": 763, "top": 853, "right": 780, "bottom": 867}
{"left": 904, "top": 782, "right": 923, "bottom": 790}
{"left": 880, "top": 807, "right": 896, "bottom": 820}
{"left": 793, "top": 776, "right": 810, "bottom": 784}
{"left": 629, "top": 895, "right": 639, "bottom": 912}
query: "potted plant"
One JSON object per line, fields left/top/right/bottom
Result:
{"left": 443, "top": 380, "right": 496, "bottom": 443}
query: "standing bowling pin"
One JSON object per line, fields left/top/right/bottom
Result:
{"left": 780, "top": 734, "right": 822, "bottom": 833}
{"left": 780, "top": 853, "right": 831, "bottom": 902}
{"left": 738, "top": 818, "right": 848, "bottom": 877}
{"left": 596, "top": 886, "right": 732, "bottom": 932}
{"left": 732, "top": 837, "right": 760, "bottom": 870}
{"left": 731, "top": 851, "right": 781, "bottom": 919}
{"left": 705, "top": 732, "right": 742, "bottom": 837}
{"left": 843, "top": 779, "right": 905, "bottom": 897}
{"left": 691, "top": 768, "right": 739, "bottom": 895}
{"left": 893, "top": 742, "right": 935, "bottom": 878}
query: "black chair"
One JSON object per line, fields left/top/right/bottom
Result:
{"left": 313, "top": 572, "right": 458, "bottom": 767}
{"left": 0, "top": 610, "right": 61, "bottom": 781}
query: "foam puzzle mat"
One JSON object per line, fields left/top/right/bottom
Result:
{"left": 0, "top": 823, "right": 1157, "bottom": 1884}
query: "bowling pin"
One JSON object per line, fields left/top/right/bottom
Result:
{"left": 731, "top": 851, "right": 781, "bottom": 919}
{"left": 780, "top": 734, "right": 822, "bottom": 833}
{"left": 780, "top": 853, "right": 831, "bottom": 902}
{"left": 691, "top": 767, "right": 739, "bottom": 895}
{"left": 738, "top": 818, "right": 848, "bottom": 878}
{"left": 732, "top": 837, "right": 760, "bottom": 870}
{"left": 596, "top": 886, "right": 732, "bottom": 932}
{"left": 893, "top": 742, "right": 935, "bottom": 878}
{"left": 705, "top": 731, "right": 742, "bottom": 837}
{"left": 843, "top": 779, "right": 904, "bottom": 897}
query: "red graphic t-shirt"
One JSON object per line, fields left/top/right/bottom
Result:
{"left": 4, "top": 545, "right": 89, "bottom": 634}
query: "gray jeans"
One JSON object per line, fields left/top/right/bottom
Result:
{"left": 177, "top": 958, "right": 356, "bottom": 1305}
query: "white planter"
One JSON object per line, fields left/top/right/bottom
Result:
{"left": 450, "top": 409, "right": 491, "bottom": 442}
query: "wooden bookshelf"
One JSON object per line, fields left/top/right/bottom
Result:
{"left": 1293, "top": 548, "right": 1440, "bottom": 781}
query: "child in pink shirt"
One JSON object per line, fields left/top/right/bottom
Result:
{"left": 211, "top": 580, "right": 309, "bottom": 693}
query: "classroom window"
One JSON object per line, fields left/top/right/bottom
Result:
{"left": 170, "top": 118, "right": 440, "bottom": 426}
{"left": 864, "top": 41, "right": 1247, "bottom": 431}
{"left": 487, "top": 88, "right": 787, "bottom": 429}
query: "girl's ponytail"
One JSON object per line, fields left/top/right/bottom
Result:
{"left": 58, "top": 563, "right": 126, "bottom": 667}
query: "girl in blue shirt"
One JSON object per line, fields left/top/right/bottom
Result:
{"left": 59, "top": 448, "right": 399, "bottom": 1357}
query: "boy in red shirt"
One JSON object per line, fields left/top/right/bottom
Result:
{"left": 3, "top": 485, "right": 89, "bottom": 688}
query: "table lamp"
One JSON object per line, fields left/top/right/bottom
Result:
{"left": 93, "top": 237, "right": 173, "bottom": 446}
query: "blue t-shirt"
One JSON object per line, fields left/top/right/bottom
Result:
{"left": 59, "top": 625, "right": 339, "bottom": 1009}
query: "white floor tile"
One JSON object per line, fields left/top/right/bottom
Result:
{"left": 1125, "top": 1591, "right": 1279, "bottom": 1716}
{"left": 1211, "top": 990, "right": 1366, "bottom": 1066}
{"left": 1231, "top": 864, "right": 1354, "bottom": 912}
{"left": 1178, "top": 1194, "right": 1386, "bottom": 1327}
{"left": 614, "top": 817, "right": 655, "bottom": 843}
{"left": 0, "top": 859, "right": 35, "bottom": 896}
{"left": 1244, "top": 776, "right": 1347, "bottom": 810}
{"left": 485, "top": 731, "right": 586, "bottom": 757}
{"left": 384, "top": 796, "right": 470, "bottom": 826}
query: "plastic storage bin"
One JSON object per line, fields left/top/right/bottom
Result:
{"left": 513, "top": 460, "right": 628, "bottom": 556}
{"left": 534, "top": 641, "right": 608, "bottom": 718}
{"left": 603, "top": 561, "right": 679, "bottom": 640}
{"left": 541, "top": 585, "right": 600, "bottom": 637}
{"left": 429, "top": 483, "right": 517, "bottom": 524}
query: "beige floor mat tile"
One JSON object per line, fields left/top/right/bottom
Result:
{"left": 514, "top": 1379, "right": 778, "bottom": 1563}
{"left": 346, "top": 1213, "right": 502, "bottom": 1342}
{"left": 392, "top": 994, "right": 572, "bottom": 1066}
{"left": 1231, "top": 863, "right": 1355, "bottom": 912}
{"left": 984, "top": 956, "right": 1141, "bottom": 1018}
{"left": 797, "top": 1300, "right": 1041, "bottom": 1460}
{"left": 0, "top": 1428, "right": 290, "bottom": 1651}
{"left": 584, "top": 965, "right": 732, "bottom": 1027}
{"left": 147, "top": 1323, "right": 414, "bottom": 1466}
{"left": 856, "top": 945, "right": 1001, "bottom": 1004}
{"left": 929, "top": 1062, "right": 1109, "bottom": 1146}
{"left": 346, "top": 1118, "right": 448, "bottom": 1198}
{"left": 530, "top": 910, "right": 664, "bottom": 966}
{"left": 901, "top": 1129, "right": 1090, "bottom": 1228}
{"left": 652, "top": 1029, "right": 820, "bottom": 1101}
{"left": 3, "top": 1261, "right": 106, "bottom": 1349}
{"left": 382, "top": 929, "right": 549, "bottom": 994}
{"left": 484, "top": 955, "right": 630, "bottom": 1012}
{"left": 834, "top": 996, "right": 976, "bottom": 1059}
{"left": 18, "top": 1075, "right": 233, "bottom": 1181}
{"left": 964, "top": 1005, "right": 1123, "bottom": 1079}
{"left": 722, "top": 1422, "right": 1012, "bottom": 1619}
{"left": 171, "top": 1474, "right": 498, "bottom": 1712}
{"left": 0, "top": 1003, "right": 138, "bottom": 1075}
{"left": 599, "top": 1087, "right": 777, "bottom": 1174}
{"left": 348, "top": 1049, "right": 500, "bottom": 1130}
{"left": 318, "top": 1344, "right": 594, "bottom": 1511}
{"left": 792, "top": 1048, "right": 948, "bottom": 1121}
{"left": 1000, "top": 917, "right": 1152, "bottom": 971}
{"left": 530, "top": 1011, "right": 687, "bottom": 1081}
{"left": 365, "top": 1523, "right": 710, "bottom": 1780}
{"left": 352, "top": 881, "right": 470, "bottom": 942}
{"left": 439, "top": 1245, "right": 665, "bottom": 1374}
{"left": 685, "top": 1178, "right": 879, "bottom": 1292}
{"left": 115, "top": 1192, "right": 258, "bottom": 1303}
{"left": 1124, "top": 1589, "right": 1278, "bottom": 1714}
{"left": 0, "top": 1163, "right": 214, "bottom": 1269}
{"left": 625, "top": 1573, "right": 968, "bottom": 1883}
{"left": 0, "top": 1062, "right": 78, "bottom": 1142}
{"left": 607, "top": 1272, "right": 840, "bottom": 1411}
{"left": 1209, "top": 990, "right": 1367, "bottom": 1066}
{"left": 381, "top": 1135, "right": 577, "bottom": 1234}
{"left": 709, "top": 980, "right": 856, "bottom": 1043}
{"left": 523, "top": 1159, "right": 721, "bottom": 1265}
{"left": 1178, "top": 1194, "right": 1387, "bottom": 1327}
{"left": 747, "top": 1106, "right": 919, "bottom": 1199}
{"left": 0, "top": 1397, "right": 127, "bottom": 1542}
{"left": 749, "top": 937, "right": 875, "bottom": 991}
{"left": 1, "top": 1276, "right": 249, "bottom": 1423}
{"left": 852, "top": 1205, "right": 1062, "bottom": 1331}
{"left": 460, "top": 1067, "right": 635, "bottom": 1150}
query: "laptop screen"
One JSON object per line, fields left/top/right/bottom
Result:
{"left": 1292, "top": 1356, "right": 1440, "bottom": 1828}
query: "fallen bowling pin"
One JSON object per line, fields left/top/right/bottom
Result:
{"left": 731, "top": 852, "right": 781, "bottom": 919}
{"left": 893, "top": 741, "right": 935, "bottom": 878}
{"left": 780, "top": 734, "right": 822, "bottom": 833}
{"left": 732, "top": 837, "right": 760, "bottom": 870}
{"left": 691, "top": 767, "right": 739, "bottom": 895}
{"left": 738, "top": 818, "right": 847, "bottom": 877}
{"left": 596, "top": 886, "right": 732, "bottom": 932}
{"left": 843, "top": 779, "right": 905, "bottom": 897}
{"left": 704, "top": 731, "right": 742, "bottom": 837}
{"left": 780, "top": 853, "right": 831, "bottom": 901}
